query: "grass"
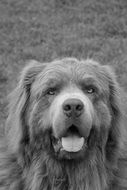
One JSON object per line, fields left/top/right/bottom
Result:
{"left": 0, "top": 0, "right": 127, "bottom": 133}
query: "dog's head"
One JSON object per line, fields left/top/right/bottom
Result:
{"left": 6, "top": 58, "right": 122, "bottom": 161}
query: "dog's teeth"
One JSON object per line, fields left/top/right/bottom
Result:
{"left": 61, "top": 136, "right": 84, "bottom": 152}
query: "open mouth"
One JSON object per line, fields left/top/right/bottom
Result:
{"left": 51, "top": 125, "right": 87, "bottom": 159}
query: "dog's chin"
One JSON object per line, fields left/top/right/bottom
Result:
{"left": 51, "top": 125, "right": 88, "bottom": 160}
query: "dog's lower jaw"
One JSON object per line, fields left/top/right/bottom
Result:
{"left": 51, "top": 127, "right": 100, "bottom": 161}
{"left": 51, "top": 135, "right": 93, "bottom": 161}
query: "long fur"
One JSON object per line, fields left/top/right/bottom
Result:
{"left": 0, "top": 58, "right": 127, "bottom": 190}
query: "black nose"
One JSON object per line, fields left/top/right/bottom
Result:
{"left": 62, "top": 98, "right": 84, "bottom": 117}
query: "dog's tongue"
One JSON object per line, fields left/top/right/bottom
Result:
{"left": 61, "top": 135, "right": 84, "bottom": 152}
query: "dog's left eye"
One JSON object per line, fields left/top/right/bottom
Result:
{"left": 86, "top": 86, "right": 96, "bottom": 94}
{"left": 46, "top": 88, "right": 56, "bottom": 95}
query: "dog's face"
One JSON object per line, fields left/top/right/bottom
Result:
{"left": 25, "top": 59, "right": 115, "bottom": 160}
{"left": 6, "top": 58, "right": 121, "bottom": 161}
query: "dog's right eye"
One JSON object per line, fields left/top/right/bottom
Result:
{"left": 46, "top": 88, "right": 56, "bottom": 95}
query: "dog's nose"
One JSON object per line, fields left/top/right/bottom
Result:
{"left": 62, "top": 98, "right": 84, "bottom": 117}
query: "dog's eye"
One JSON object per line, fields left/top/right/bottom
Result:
{"left": 46, "top": 88, "right": 56, "bottom": 95}
{"left": 86, "top": 86, "right": 96, "bottom": 94}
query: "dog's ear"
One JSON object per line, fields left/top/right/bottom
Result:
{"left": 102, "top": 65, "right": 123, "bottom": 162}
{"left": 102, "top": 66, "right": 122, "bottom": 118}
{"left": 6, "top": 60, "right": 46, "bottom": 153}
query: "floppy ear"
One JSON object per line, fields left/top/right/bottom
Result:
{"left": 6, "top": 60, "right": 46, "bottom": 154}
{"left": 102, "top": 65, "right": 123, "bottom": 162}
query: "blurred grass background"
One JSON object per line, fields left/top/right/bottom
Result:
{"left": 0, "top": 0, "right": 127, "bottom": 134}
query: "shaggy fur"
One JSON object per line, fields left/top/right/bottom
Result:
{"left": 0, "top": 58, "right": 127, "bottom": 190}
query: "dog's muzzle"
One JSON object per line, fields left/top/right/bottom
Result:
{"left": 60, "top": 98, "right": 85, "bottom": 153}
{"left": 50, "top": 91, "right": 94, "bottom": 159}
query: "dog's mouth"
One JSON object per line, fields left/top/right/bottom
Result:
{"left": 51, "top": 125, "right": 88, "bottom": 160}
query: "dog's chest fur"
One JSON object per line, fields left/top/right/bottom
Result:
{"left": 22, "top": 151, "right": 112, "bottom": 190}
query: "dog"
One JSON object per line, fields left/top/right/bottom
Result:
{"left": 0, "top": 58, "right": 127, "bottom": 190}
